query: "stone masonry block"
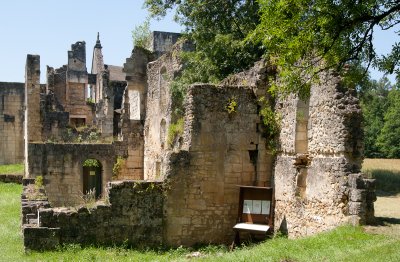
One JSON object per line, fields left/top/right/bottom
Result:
{"left": 349, "top": 189, "right": 366, "bottom": 202}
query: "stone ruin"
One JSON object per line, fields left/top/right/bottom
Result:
{"left": 0, "top": 31, "right": 377, "bottom": 250}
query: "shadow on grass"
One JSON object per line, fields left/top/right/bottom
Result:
{"left": 373, "top": 216, "right": 400, "bottom": 226}
{"left": 365, "top": 169, "right": 400, "bottom": 196}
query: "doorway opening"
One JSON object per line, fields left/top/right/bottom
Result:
{"left": 82, "top": 158, "right": 102, "bottom": 198}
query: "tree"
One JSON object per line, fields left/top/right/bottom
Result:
{"left": 377, "top": 87, "right": 400, "bottom": 158}
{"left": 132, "top": 18, "right": 152, "bottom": 49}
{"left": 144, "top": 0, "right": 263, "bottom": 82}
{"left": 145, "top": 1, "right": 400, "bottom": 95}
{"left": 250, "top": 0, "right": 400, "bottom": 93}
{"left": 360, "top": 77, "right": 391, "bottom": 158}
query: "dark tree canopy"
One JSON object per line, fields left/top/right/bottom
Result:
{"left": 144, "top": 0, "right": 263, "bottom": 81}
{"left": 376, "top": 87, "right": 400, "bottom": 158}
{"left": 360, "top": 77, "right": 391, "bottom": 158}
{"left": 144, "top": 0, "right": 400, "bottom": 94}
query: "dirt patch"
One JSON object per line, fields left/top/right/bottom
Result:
{"left": 364, "top": 194, "right": 400, "bottom": 237}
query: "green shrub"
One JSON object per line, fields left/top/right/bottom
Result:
{"left": 34, "top": 175, "right": 43, "bottom": 189}
{"left": 112, "top": 157, "right": 125, "bottom": 178}
{"left": 167, "top": 118, "right": 185, "bottom": 147}
{"left": 83, "top": 159, "right": 100, "bottom": 168}
{"left": 226, "top": 97, "right": 238, "bottom": 114}
{"left": 259, "top": 96, "right": 280, "bottom": 153}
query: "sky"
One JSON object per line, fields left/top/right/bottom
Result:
{"left": 0, "top": 1, "right": 397, "bottom": 84}
{"left": 0, "top": 0, "right": 182, "bottom": 83}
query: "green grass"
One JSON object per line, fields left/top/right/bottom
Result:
{"left": 0, "top": 163, "right": 24, "bottom": 174}
{"left": 1, "top": 182, "right": 400, "bottom": 261}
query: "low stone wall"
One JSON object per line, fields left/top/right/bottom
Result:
{"left": 28, "top": 142, "right": 115, "bottom": 206}
{"left": 0, "top": 82, "right": 25, "bottom": 165}
{"left": 0, "top": 174, "right": 23, "bottom": 184}
{"left": 22, "top": 181, "right": 164, "bottom": 251}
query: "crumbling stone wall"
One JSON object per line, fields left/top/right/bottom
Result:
{"left": 149, "top": 31, "right": 182, "bottom": 58}
{"left": 273, "top": 70, "right": 375, "bottom": 237}
{"left": 163, "top": 84, "right": 273, "bottom": 246}
{"left": 28, "top": 143, "right": 115, "bottom": 206}
{"left": 144, "top": 44, "right": 184, "bottom": 180}
{"left": 22, "top": 181, "right": 164, "bottom": 251}
{"left": 117, "top": 47, "right": 153, "bottom": 180}
{"left": 0, "top": 82, "right": 25, "bottom": 164}
{"left": 25, "top": 55, "right": 42, "bottom": 144}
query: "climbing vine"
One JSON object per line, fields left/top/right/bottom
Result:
{"left": 112, "top": 156, "right": 125, "bottom": 178}
{"left": 226, "top": 97, "right": 238, "bottom": 114}
{"left": 259, "top": 96, "right": 280, "bottom": 153}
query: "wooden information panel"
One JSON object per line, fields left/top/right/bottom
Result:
{"left": 236, "top": 186, "right": 274, "bottom": 227}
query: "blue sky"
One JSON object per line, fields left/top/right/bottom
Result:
{"left": 0, "top": 1, "right": 397, "bottom": 83}
{"left": 0, "top": 0, "right": 182, "bottom": 83}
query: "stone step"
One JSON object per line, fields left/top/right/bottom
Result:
{"left": 28, "top": 218, "right": 38, "bottom": 225}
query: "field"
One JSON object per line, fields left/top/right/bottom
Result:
{"left": 362, "top": 159, "right": 400, "bottom": 195}
{"left": 0, "top": 159, "right": 399, "bottom": 261}
{"left": 362, "top": 159, "right": 400, "bottom": 237}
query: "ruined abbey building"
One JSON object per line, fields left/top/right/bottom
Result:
{"left": 10, "top": 31, "right": 376, "bottom": 250}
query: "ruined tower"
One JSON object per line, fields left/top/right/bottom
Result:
{"left": 24, "top": 55, "right": 42, "bottom": 177}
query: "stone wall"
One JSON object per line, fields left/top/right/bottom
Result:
{"left": 118, "top": 47, "right": 152, "bottom": 180}
{"left": 28, "top": 142, "right": 115, "bottom": 206}
{"left": 143, "top": 44, "right": 183, "bottom": 180}
{"left": 163, "top": 84, "right": 274, "bottom": 246}
{"left": 25, "top": 55, "right": 42, "bottom": 143}
{"left": 273, "top": 70, "right": 375, "bottom": 237}
{"left": 0, "top": 82, "right": 25, "bottom": 164}
{"left": 149, "top": 31, "right": 182, "bottom": 58}
{"left": 22, "top": 181, "right": 164, "bottom": 251}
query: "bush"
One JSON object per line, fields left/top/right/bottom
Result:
{"left": 167, "top": 118, "right": 185, "bottom": 147}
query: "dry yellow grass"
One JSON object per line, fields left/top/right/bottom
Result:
{"left": 362, "top": 158, "right": 400, "bottom": 195}
{"left": 362, "top": 158, "right": 400, "bottom": 172}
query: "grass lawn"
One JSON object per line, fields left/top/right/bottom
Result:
{"left": 1, "top": 181, "right": 400, "bottom": 261}
{"left": 0, "top": 163, "right": 24, "bottom": 174}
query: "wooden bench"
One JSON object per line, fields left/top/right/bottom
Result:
{"left": 233, "top": 186, "right": 274, "bottom": 244}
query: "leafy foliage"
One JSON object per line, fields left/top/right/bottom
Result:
{"left": 377, "top": 88, "right": 400, "bottom": 158}
{"left": 259, "top": 96, "right": 280, "bottom": 152}
{"left": 146, "top": 0, "right": 400, "bottom": 95}
{"left": 226, "top": 97, "right": 238, "bottom": 114}
{"left": 359, "top": 76, "right": 400, "bottom": 158}
{"left": 249, "top": 0, "right": 400, "bottom": 93}
{"left": 167, "top": 117, "right": 184, "bottom": 147}
{"left": 34, "top": 175, "right": 43, "bottom": 189}
{"left": 112, "top": 156, "right": 125, "bottom": 178}
{"left": 144, "top": 0, "right": 263, "bottom": 82}
{"left": 144, "top": 1, "right": 400, "bottom": 155}
{"left": 132, "top": 18, "right": 152, "bottom": 49}
{"left": 360, "top": 77, "right": 390, "bottom": 158}
{"left": 83, "top": 159, "right": 101, "bottom": 168}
